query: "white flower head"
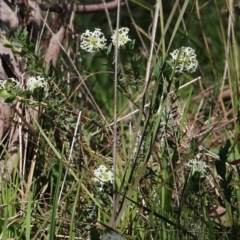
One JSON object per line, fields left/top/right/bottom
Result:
{"left": 0, "top": 78, "right": 19, "bottom": 103}
{"left": 93, "top": 164, "right": 113, "bottom": 191}
{"left": 0, "top": 79, "right": 7, "bottom": 89}
{"left": 8, "top": 78, "right": 19, "bottom": 87}
{"left": 111, "top": 27, "right": 131, "bottom": 48}
{"left": 186, "top": 158, "right": 209, "bottom": 177}
{"left": 170, "top": 46, "right": 198, "bottom": 73}
{"left": 27, "top": 76, "right": 47, "bottom": 92}
{"left": 102, "top": 231, "right": 126, "bottom": 240}
{"left": 0, "top": 78, "right": 19, "bottom": 89}
{"left": 80, "top": 28, "right": 106, "bottom": 53}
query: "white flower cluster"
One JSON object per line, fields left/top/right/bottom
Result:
{"left": 0, "top": 78, "right": 19, "bottom": 89}
{"left": 111, "top": 27, "right": 131, "bottom": 47}
{"left": 80, "top": 28, "right": 107, "bottom": 53}
{"left": 0, "top": 79, "right": 7, "bottom": 89}
{"left": 186, "top": 158, "right": 209, "bottom": 177}
{"left": 93, "top": 165, "right": 113, "bottom": 191}
{"left": 102, "top": 231, "right": 126, "bottom": 240}
{"left": 80, "top": 27, "right": 131, "bottom": 53}
{"left": 170, "top": 47, "right": 198, "bottom": 73}
{"left": 0, "top": 78, "right": 20, "bottom": 102}
{"left": 27, "top": 76, "right": 47, "bottom": 92}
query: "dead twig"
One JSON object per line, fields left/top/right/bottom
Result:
{"left": 18, "top": 0, "right": 123, "bottom": 13}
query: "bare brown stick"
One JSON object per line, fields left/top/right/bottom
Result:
{"left": 195, "top": 117, "right": 239, "bottom": 138}
{"left": 11, "top": 105, "right": 36, "bottom": 136}
{"left": 193, "top": 86, "right": 240, "bottom": 103}
{"left": 35, "top": 0, "right": 122, "bottom": 13}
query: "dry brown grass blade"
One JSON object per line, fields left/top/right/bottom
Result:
{"left": 0, "top": 103, "right": 13, "bottom": 142}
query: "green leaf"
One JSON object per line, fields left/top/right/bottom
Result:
{"left": 22, "top": 27, "right": 29, "bottom": 38}
{"left": 0, "top": 89, "right": 12, "bottom": 99}
{"left": 215, "top": 139, "right": 231, "bottom": 180}
{"left": 3, "top": 43, "right": 13, "bottom": 49}
{"left": 4, "top": 95, "right": 16, "bottom": 103}
{"left": 107, "top": 43, "right": 113, "bottom": 55}
{"left": 153, "top": 63, "right": 161, "bottom": 78}
{"left": 10, "top": 41, "right": 23, "bottom": 48}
